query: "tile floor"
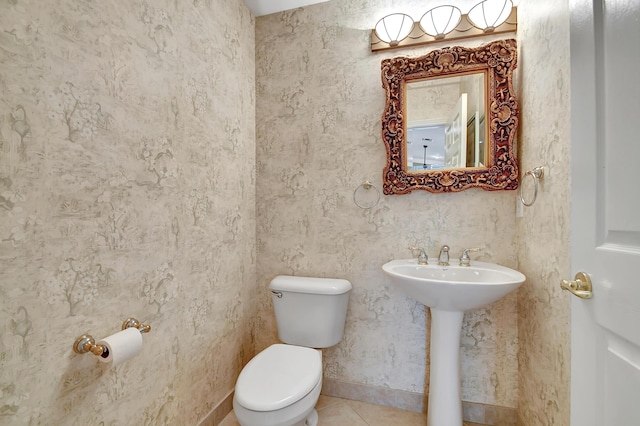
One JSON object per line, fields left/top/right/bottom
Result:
{"left": 219, "top": 395, "right": 487, "bottom": 426}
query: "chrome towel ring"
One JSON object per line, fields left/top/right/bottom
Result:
{"left": 519, "top": 167, "right": 544, "bottom": 207}
{"left": 353, "top": 181, "right": 380, "bottom": 209}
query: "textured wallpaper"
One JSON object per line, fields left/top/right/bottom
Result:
{"left": 255, "top": 0, "right": 521, "bottom": 409}
{"left": 515, "top": 0, "right": 571, "bottom": 424}
{"left": 0, "top": 0, "right": 256, "bottom": 424}
{"left": 0, "top": 0, "right": 571, "bottom": 424}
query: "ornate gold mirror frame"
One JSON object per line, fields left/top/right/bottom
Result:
{"left": 381, "top": 39, "right": 519, "bottom": 194}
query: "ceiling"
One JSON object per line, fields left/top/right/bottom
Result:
{"left": 244, "top": 0, "right": 329, "bottom": 16}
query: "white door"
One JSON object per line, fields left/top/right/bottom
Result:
{"left": 471, "top": 111, "right": 481, "bottom": 167}
{"left": 569, "top": 0, "right": 640, "bottom": 425}
{"left": 444, "top": 93, "right": 467, "bottom": 168}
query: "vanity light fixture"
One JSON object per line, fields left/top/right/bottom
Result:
{"left": 370, "top": 1, "right": 516, "bottom": 52}
{"left": 419, "top": 5, "right": 462, "bottom": 40}
{"left": 467, "top": 0, "right": 513, "bottom": 32}
{"left": 374, "top": 13, "right": 414, "bottom": 46}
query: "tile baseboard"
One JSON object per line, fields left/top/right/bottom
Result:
{"left": 463, "top": 399, "right": 518, "bottom": 425}
{"left": 322, "top": 378, "right": 517, "bottom": 426}
{"left": 198, "top": 389, "right": 234, "bottom": 426}
{"left": 321, "top": 377, "right": 427, "bottom": 413}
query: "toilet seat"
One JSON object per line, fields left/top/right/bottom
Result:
{"left": 235, "top": 344, "right": 322, "bottom": 412}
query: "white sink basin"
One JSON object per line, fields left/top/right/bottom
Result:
{"left": 382, "top": 258, "right": 525, "bottom": 311}
{"left": 382, "top": 258, "right": 526, "bottom": 425}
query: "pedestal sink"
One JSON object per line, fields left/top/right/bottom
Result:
{"left": 382, "top": 259, "right": 526, "bottom": 426}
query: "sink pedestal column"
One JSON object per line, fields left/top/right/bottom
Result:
{"left": 427, "top": 308, "right": 464, "bottom": 426}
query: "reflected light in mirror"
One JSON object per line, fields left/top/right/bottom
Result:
{"left": 419, "top": 5, "right": 462, "bottom": 40}
{"left": 374, "top": 13, "right": 414, "bottom": 46}
{"left": 407, "top": 127, "right": 445, "bottom": 170}
{"left": 467, "top": 0, "right": 513, "bottom": 33}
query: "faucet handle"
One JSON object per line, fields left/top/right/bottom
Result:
{"left": 459, "top": 247, "right": 481, "bottom": 266}
{"left": 408, "top": 246, "right": 428, "bottom": 265}
{"left": 438, "top": 245, "right": 450, "bottom": 266}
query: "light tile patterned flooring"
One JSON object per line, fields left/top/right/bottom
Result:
{"left": 220, "top": 395, "right": 487, "bottom": 426}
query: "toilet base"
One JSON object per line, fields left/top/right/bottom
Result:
{"left": 304, "top": 409, "right": 318, "bottom": 426}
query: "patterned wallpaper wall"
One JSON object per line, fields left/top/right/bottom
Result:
{"left": 0, "top": 0, "right": 571, "bottom": 424}
{"left": 0, "top": 0, "right": 256, "bottom": 424}
{"left": 515, "top": 0, "right": 571, "bottom": 424}
{"left": 255, "top": 0, "right": 521, "bottom": 409}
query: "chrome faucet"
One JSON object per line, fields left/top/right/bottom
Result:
{"left": 438, "top": 245, "right": 450, "bottom": 266}
{"left": 408, "top": 246, "right": 428, "bottom": 265}
{"left": 459, "top": 248, "right": 481, "bottom": 266}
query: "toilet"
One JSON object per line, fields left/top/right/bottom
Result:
{"left": 233, "top": 275, "right": 352, "bottom": 426}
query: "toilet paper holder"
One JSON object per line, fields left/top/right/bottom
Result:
{"left": 73, "top": 317, "right": 151, "bottom": 356}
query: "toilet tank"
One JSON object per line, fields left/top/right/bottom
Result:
{"left": 269, "top": 275, "right": 352, "bottom": 348}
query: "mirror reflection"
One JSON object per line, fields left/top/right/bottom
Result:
{"left": 405, "top": 73, "right": 486, "bottom": 171}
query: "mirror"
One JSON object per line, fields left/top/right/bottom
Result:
{"left": 381, "top": 39, "right": 519, "bottom": 194}
{"left": 406, "top": 72, "right": 486, "bottom": 170}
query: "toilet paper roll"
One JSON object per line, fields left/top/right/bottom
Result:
{"left": 96, "top": 327, "right": 143, "bottom": 366}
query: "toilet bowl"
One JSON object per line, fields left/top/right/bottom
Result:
{"left": 233, "top": 344, "right": 322, "bottom": 426}
{"left": 232, "top": 276, "right": 352, "bottom": 426}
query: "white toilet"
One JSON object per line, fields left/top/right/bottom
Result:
{"left": 233, "top": 275, "right": 352, "bottom": 426}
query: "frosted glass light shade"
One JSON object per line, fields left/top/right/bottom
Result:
{"left": 467, "top": 0, "right": 513, "bottom": 32}
{"left": 419, "top": 5, "right": 462, "bottom": 40}
{"left": 374, "top": 13, "right": 414, "bottom": 46}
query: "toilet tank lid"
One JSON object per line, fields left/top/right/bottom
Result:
{"left": 269, "top": 275, "right": 352, "bottom": 295}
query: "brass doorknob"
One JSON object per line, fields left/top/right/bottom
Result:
{"left": 560, "top": 272, "right": 593, "bottom": 299}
